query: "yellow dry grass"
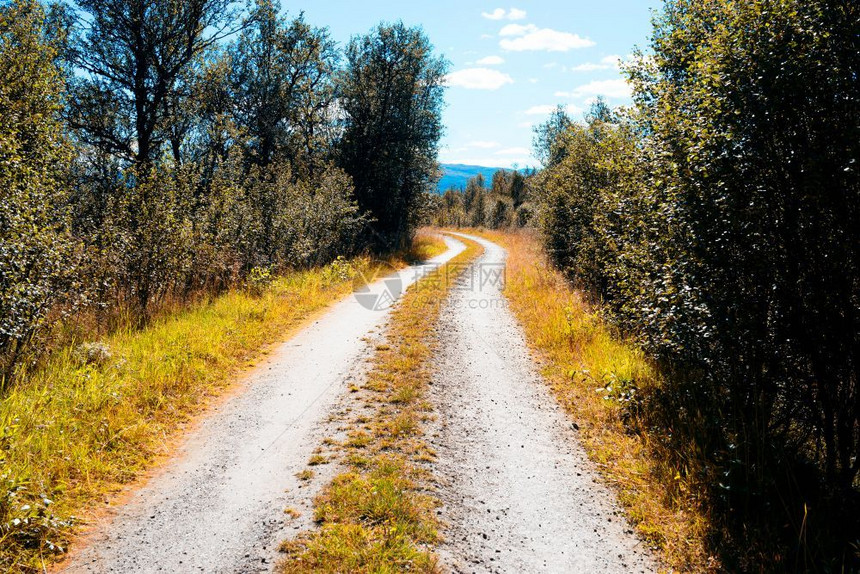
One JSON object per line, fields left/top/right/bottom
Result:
{"left": 407, "top": 231, "right": 449, "bottom": 261}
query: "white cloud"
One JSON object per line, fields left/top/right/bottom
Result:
{"left": 499, "top": 24, "right": 595, "bottom": 52}
{"left": 524, "top": 104, "right": 558, "bottom": 116}
{"left": 476, "top": 55, "right": 505, "bottom": 66}
{"left": 499, "top": 23, "right": 533, "bottom": 36}
{"left": 569, "top": 62, "right": 603, "bottom": 72}
{"left": 570, "top": 54, "right": 622, "bottom": 72}
{"left": 468, "top": 140, "right": 501, "bottom": 149}
{"left": 528, "top": 78, "right": 538, "bottom": 84}
{"left": 568, "top": 78, "right": 631, "bottom": 100}
{"left": 482, "top": 7, "right": 527, "bottom": 21}
{"left": 446, "top": 68, "right": 514, "bottom": 90}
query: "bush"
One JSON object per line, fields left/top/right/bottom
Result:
{"left": 533, "top": 0, "right": 860, "bottom": 568}
{"left": 0, "top": 0, "right": 81, "bottom": 386}
{"left": 275, "top": 167, "right": 370, "bottom": 269}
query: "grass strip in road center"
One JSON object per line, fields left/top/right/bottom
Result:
{"left": 278, "top": 234, "right": 483, "bottom": 574}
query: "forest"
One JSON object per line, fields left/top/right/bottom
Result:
{"left": 0, "top": 0, "right": 446, "bottom": 386}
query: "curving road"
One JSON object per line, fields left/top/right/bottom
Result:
{"left": 59, "top": 232, "right": 656, "bottom": 573}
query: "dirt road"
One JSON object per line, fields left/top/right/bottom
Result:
{"left": 61, "top": 232, "right": 656, "bottom": 573}
{"left": 59, "top": 237, "right": 466, "bottom": 574}
{"left": 428, "top": 233, "right": 657, "bottom": 573}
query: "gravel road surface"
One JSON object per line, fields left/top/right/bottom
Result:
{"left": 428, "top": 233, "right": 658, "bottom": 574}
{"left": 59, "top": 231, "right": 657, "bottom": 574}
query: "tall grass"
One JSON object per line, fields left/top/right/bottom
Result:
{"left": 481, "top": 229, "right": 713, "bottom": 572}
{"left": 0, "top": 234, "right": 447, "bottom": 572}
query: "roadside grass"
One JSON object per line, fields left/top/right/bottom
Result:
{"left": 407, "top": 231, "right": 448, "bottom": 261}
{"left": 0, "top": 232, "right": 447, "bottom": 573}
{"left": 278, "top": 235, "right": 483, "bottom": 574}
{"left": 481, "top": 229, "right": 713, "bottom": 572}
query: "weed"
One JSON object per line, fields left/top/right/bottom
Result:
{"left": 296, "top": 470, "right": 314, "bottom": 482}
{"left": 307, "top": 454, "right": 328, "bottom": 466}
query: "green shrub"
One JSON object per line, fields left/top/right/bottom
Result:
{"left": 0, "top": 0, "right": 81, "bottom": 386}
{"left": 533, "top": 1, "right": 860, "bottom": 568}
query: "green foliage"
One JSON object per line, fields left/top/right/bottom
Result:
{"left": 230, "top": 1, "right": 338, "bottom": 174}
{"left": 532, "top": 104, "right": 575, "bottom": 169}
{"left": 247, "top": 164, "right": 370, "bottom": 269}
{"left": 337, "top": 22, "right": 447, "bottom": 249}
{"left": 68, "top": 0, "right": 245, "bottom": 167}
{"left": 532, "top": 101, "right": 638, "bottom": 296}
{"left": 245, "top": 266, "right": 273, "bottom": 296}
{"left": 0, "top": 0, "right": 81, "bottom": 386}
{"left": 0, "top": 0, "right": 442, "bottom": 386}
{"left": 533, "top": 0, "right": 860, "bottom": 568}
{"left": 110, "top": 166, "right": 196, "bottom": 316}
{"left": 74, "top": 159, "right": 368, "bottom": 318}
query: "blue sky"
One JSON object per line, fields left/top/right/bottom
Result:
{"left": 291, "top": 1, "right": 660, "bottom": 168}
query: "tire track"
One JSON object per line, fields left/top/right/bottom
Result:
{"left": 428, "top": 233, "right": 657, "bottom": 573}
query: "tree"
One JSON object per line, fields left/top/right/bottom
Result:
{"left": 551, "top": 0, "right": 860, "bottom": 566}
{"left": 0, "top": 0, "right": 80, "bottom": 385}
{"left": 470, "top": 186, "right": 485, "bottom": 227}
{"left": 509, "top": 170, "right": 526, "bottom": 208}
{"left": 629, "top": 0, "right": 860, "bottom": 494}
{"left": 532, "top": 99, "right": 631, "bottom": 287}
{"left": 230, "top": 1, "right": 337, "bottom": 175}
{"left": 490, "top": 169, "right": 510, "bottom": 196}
{"left": 473, "top": 172, "right": 485, "bottom": 190}
{"left": 533, "top": 105, "right": 574, "bottom": 168}
{"left": 337, "top": 22, "right": 447, "bottom": 250}
{"left": 489, "top": 199, "right": 509, "bottom": 228}
{"left": 68, "top": 0, "right": 247, "bottom": 168}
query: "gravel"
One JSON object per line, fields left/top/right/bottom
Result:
{"left": 57, "top": 232, "right": 658, "bottom": 574}
{"left": 427, "top": 232, "right": 658, "bottom": 574}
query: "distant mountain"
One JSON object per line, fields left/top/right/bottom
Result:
{"left": 436, "top": 164, "right": 507, "bottom": 193}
